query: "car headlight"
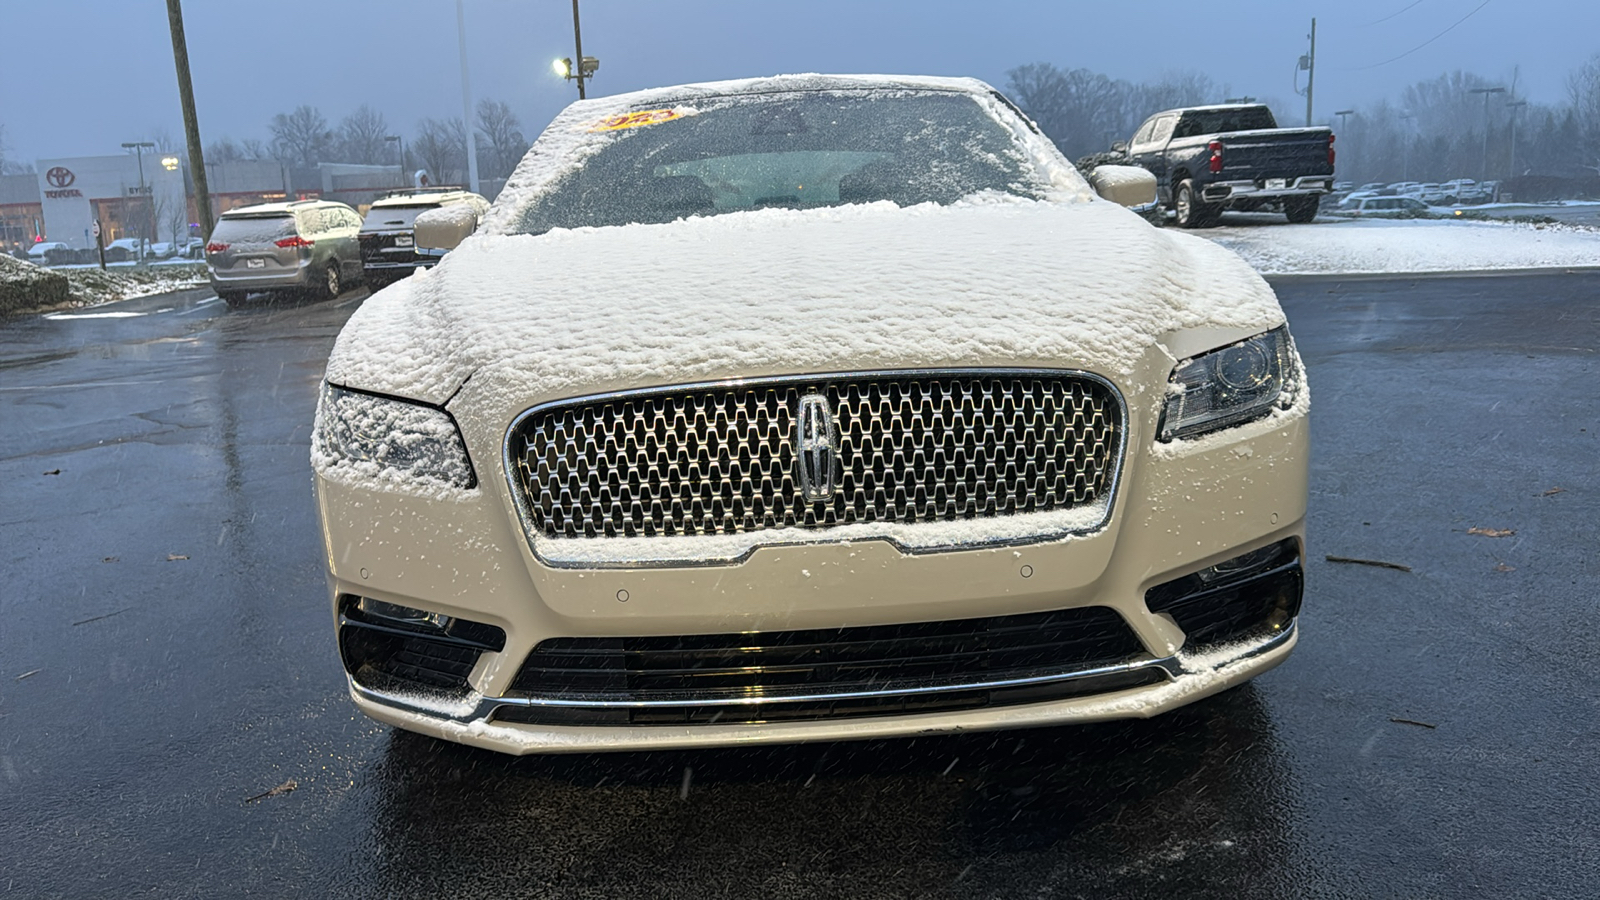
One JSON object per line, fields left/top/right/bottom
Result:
{"left": 313, "top": 383, "right": 476, "bottom": 489}
{"left": 1159, "top": 326, "right": 1298, "bottom": 441}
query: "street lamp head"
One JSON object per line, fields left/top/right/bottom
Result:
{"left": 160, "top": 156, "right": 180, "bottom": 171}
{"left": 384, "top": 134, "right": 400, "bottom": 142}
{"left": 579, "top": 56, "right": 599, "bottom": 77}
{"left": 1334, "top": 109, "right": 1355, "bottom": 116}
{"left": 1468, "top": 87, "right": 1506, "bottom": 95}
{"left": 121, "top": 141, "right": 156, "bottom": 149}
{"left": 553, "top": 57, "right": 572, "bottom": 79}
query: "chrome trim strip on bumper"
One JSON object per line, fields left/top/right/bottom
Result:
{"left": 351, "top": 621, "right": 1297, "bottom": 725}
{"left": 499, "top": 367, "right": 1130, "bottom": 569}
{"left": 1202, "top": 177, "right": 1331, "bottom": 201}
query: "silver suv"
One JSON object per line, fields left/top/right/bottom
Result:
{"left": 206, "top": 200, "right": 364, "bottom": 305}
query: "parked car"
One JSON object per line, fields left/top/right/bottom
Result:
{"left": 205, "top": 199, "right": 364, "bottom": 305}
{"left": 1386, "top": 181, "right": 1421, "bottom": 196}
{"left": 1356, "top": 182, "right": 1386, "bottom": 193}
{"left": 1123, "top": 103, "right": 1335, "bottom": 226}
{"left": 1334, "top": 196, "right": 1430, "bottom": 217}
{"left": 313, "top": 74, "right": 1310, "bottom": 755}
{"left": 1416, "top": 183, "right": 1447, "bottom": 204}
{"left": 1439, "top": 179, "right": 1493, "bottom": 204}
{"left": 27, "top": 241, "right": 73, "bottom": 265}
{"left": 103, "top": 238, "right": 150, "bottom": 262}
{"left": 1333, "top": 180, "right": 1354, "bottom": 192}
{"left": 1335, "top": 190, "right": 1380, "bottom": 208}
{"left": 358, "top": 189, "right": 489, "bottom": 288}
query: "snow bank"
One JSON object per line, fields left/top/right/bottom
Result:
{"left": 3, "top": 259, "right": 207, "bottom": 315}
{"left": 1203, "top": 217, "right": 1600, "bottom": 276}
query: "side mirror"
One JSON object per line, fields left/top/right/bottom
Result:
{"left": 1088, "top": 165, "right": 1158, "bottom": 209}
{"left": 413, "top": 205, "right": 479, "bottom": 254}
{"left": 1111, "top": 141, "right": 1129, "bottom": 154}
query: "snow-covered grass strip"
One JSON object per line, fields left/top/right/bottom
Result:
{"left": 1201, "top": 216, "right": 1600, "bottom": 276}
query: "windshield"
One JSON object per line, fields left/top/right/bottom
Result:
{"left": 362, "top": 204, "right": 437, "bottom": 231}
{"left": 212, "top": 215, "right": 295, "bottom": 243}
{"left": 506, "top": 90, "right": 1044, "bottom": 235}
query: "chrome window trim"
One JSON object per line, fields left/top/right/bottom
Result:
{"left": 500, "top": 368, "right": 1129, "bottom": 569}
{"left": 352, "top": 621, "right": 1296, "bottom": 725}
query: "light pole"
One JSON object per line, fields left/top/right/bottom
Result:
{"left": 1505, "top": 100, "right": 1527, "bottom": 181}
{"left": 385, "top": 135, "right": 405, "bottom": 191}
{"left": 1398, "top": 112, "right": 1415, "bottom": 181}
{"left": 1468, "top": 87, "right": 1505, "bottom": 182}
{"left": 121, "top": 140, "right": 155, "bottom": 261}
{"left": 554, "top": 0, "right": 599, "bottom": 99}
{"left": 455, "top": 0, "right": 480, "bottom": 193}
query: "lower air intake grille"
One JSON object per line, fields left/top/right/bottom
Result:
{"left": 502, "top": 605, "right": 1151, "bottom": 725}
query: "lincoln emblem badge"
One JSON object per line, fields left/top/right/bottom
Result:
{"left": 795, "top": 393, "right": 837, "bottom": 501}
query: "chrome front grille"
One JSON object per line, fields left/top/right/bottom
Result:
{"left": 507, "top": 371, "right": 1120, "bottom": 543}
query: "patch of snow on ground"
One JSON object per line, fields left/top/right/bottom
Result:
{"left": 1203, "top": 217, "right": 1600, "bottom": 276}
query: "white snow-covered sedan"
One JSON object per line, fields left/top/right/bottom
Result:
{"left": 312, "top": 74, "right": 1309, "bottom": 755}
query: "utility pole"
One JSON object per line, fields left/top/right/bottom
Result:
{"left": 455, "top": 0, "right": 480, "bottom": 193}
{"left": 1468, "top": 86, "right": 1505, "bottom": 182}
{"left": 1304, "top": 18, "right": 1316, "bottom": 127}
{"left": 165, "top": 0, "right": 213, "bottom": 242}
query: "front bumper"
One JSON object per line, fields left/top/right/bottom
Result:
{"left": 315, "top": 361, "right": 1310, "bottom": 753}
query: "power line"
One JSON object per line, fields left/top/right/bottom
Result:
{"left": 1348, "top": 0, "right": 1494, "bottom": 71}
{"left": 1363, "top": 0, "right": 1428, "bottom": 28}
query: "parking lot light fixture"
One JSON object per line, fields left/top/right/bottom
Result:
{"left": 121, "top": 141, "right": 156, "bottom": 262}
{"left": 553, "top": 57, "right": 572, "bottom": 79}
{"left": 385, "top": 135, "right": 405, "bottom": 190}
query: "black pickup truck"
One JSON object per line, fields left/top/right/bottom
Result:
{"left": 1122, "top": 104, "right": 1335, "bottom": 227}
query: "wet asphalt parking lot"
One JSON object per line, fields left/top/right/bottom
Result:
{"left": 2, "top": 269, "right": 1597, "bottom": 898}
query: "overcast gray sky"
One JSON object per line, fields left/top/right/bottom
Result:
{"left": 4, "top": 0, "right": 1596, "bottom": 161}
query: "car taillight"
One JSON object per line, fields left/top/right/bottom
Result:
{"left": 275, "top": 236, "right": 314, "bottom": 248}
{"left": 1208, "top": 140, "right": 1224, "bottom": 173}
{"left": 1328, "top": 133, "right": 1336, "bottom": 167}
{"left": 205, "top": 242, "right": 228, "bottom": 253}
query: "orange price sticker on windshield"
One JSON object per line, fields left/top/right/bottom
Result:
{"left": 590, "top": 109, "right": 682, "bottom": 132}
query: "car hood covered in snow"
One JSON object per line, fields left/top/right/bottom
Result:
{"left": 323, "top": 197, "right": 1285, "bottom": 413}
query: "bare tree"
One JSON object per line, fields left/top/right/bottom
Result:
{"left": 1007, "top": 64, "right": 1224, "bottom": 159}
{"left": 475, "top": 99, "right": 526, "bottom": 181}
{"left": 270, "top": 106, "right": 333, "bottom": 167}
{"left": 239, "top": 138, "right": 269, "bottom": 161}
{"left": 338, "top": 105, "right": 391, "bottom": 165}
{"left": 1569, "top": 53, "right": 1600, "bottom": 172}
{"left": 145, "top": 127, "right": 181, "bottom": 154}
{"left": 207, "top": 138, "right": 244, "bottom": 163}
{"left": 413, "top": 117, "right": 467, "bottom": 186}
{"left": 0, "top": 124, "right": 30, "bottom": 174}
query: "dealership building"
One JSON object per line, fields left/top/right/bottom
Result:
{"left": 3, "top": 151, "right": 415, "bottom": 255}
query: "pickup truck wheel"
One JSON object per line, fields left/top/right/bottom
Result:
{"left": 1284, "top": 196, "right": 1319, "bottom": 223}
{"left": 1173, "top": 180, "right": 1217, "bottom": 228}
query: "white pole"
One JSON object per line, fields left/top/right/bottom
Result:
{"left": 456, "top": 0, "right": 480, "bottom": 193}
